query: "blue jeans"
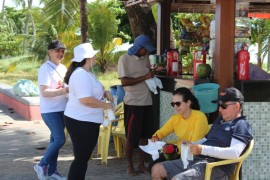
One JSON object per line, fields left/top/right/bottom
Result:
{"left": 39, "top": 111, "right": 66, "bottom": 175}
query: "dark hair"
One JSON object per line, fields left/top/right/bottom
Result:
{"left": 64, "top": 59, "right": 87, "bottom": 85}
{"left": 172, "top": 87, "right": 200, "bottom": 110}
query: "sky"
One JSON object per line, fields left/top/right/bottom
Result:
{"left": 0, "top": 0, "right": 97, "bottom": 10}
{"left": 0, "top": 0, "right": 41, "bottom": 9}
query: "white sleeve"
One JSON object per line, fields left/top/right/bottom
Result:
{"left": 201, "top": 138, "right": 246, "bottom": 159}
{"left": 192, "top": 137, "right": 207, "bottom": 144}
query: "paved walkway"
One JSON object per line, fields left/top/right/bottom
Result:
{"left": 0, "top": 104, "right": 150, "bottom": 180}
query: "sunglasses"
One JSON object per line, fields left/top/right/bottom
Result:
{"left": 219, "top": 101, "right": 237, "bottom": 109}
{"left": 170, "top": 101, "right": 182, "bottom": 107}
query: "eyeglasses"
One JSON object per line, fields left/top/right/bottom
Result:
{"left": 219, "top": 101, "right": 237, "bottom": 109}
{"left": 170, "top": 101, "right": 182, "bottom": 107}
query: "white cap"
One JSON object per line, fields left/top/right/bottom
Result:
{"left": 71, "top": 43, "right": 99, "bottom": 62}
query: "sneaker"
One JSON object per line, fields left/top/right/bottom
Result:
{"left": 47, "top": 172, "right": 66, "bottom": 180}
{"left": 34, "top": 164, "right": 47, "bottom": 180}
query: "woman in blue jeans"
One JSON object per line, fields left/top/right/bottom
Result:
{"left": 34, "top": 40, "right": 69, "bottom": 180}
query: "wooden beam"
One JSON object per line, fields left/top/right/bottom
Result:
{"left": 214, "top": 0, "right": 235, "bottom": 90}
{"left": 157, "top": 1, "right": 171, "bottom": 54}
{"left": 171, "top": 3, "right": 215, "bottom": 13}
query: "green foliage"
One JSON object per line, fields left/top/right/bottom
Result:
{"left": 250, "top": 18, "right": 270, "bottom": 69}
{"left": 0, "top": 30, "right": 23, "bottom": 57}
{"left": 0, "top": 0, "right": 131, "bottom": 75}
{"left": 88, "top": 1, "right": 119, "bottom": 49}
{"left": 41, "top": 0, "right": 79, "bottom": 32}
{"left": 88, "top": 1, "right": 120, "bottom": 73}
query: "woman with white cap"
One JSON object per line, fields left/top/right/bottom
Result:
{"left": 63, "top": 43, "right": 114, "bottom": 180}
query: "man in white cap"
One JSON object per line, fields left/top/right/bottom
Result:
{"left": 118, "top": 34, "right": 157, "bottom": 176}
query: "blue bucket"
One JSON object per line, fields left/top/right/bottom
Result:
{"left": 116, "top": 85, "right": 125, "bottom": 104}
{"left": 110, "top": 85, "right": 117, "bottom": 96}
{"left": 192, "top": 83, "right": 220, "bottom": 113}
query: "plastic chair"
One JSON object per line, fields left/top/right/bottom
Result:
{"left": 111, "top": 113, "right": 126, "bottom": 158}
{"left": 97, "top": 102, "right": 125, "bottom": 165}
{"left": 204, "top": 139, "right": 254, "bottom": 180}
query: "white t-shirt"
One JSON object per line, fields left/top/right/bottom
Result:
{"left": 64, "top": 67, "right": 104, "bottom": 123}
{"left": 118, "top": 54, "right": 152, "bottom": 106}
{"left": 38, "top": 60, "right": 68, "bottom": 113}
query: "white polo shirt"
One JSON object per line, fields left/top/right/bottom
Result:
{"left": 38, "top": 60, "right": 68, "bottom": 113}
{"left": 64, "top": 67, "right": 104, "bottom": 123}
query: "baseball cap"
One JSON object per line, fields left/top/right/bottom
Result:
{"left": 212, "top": 87, "right": 244, "bottom": 104}
{"left": 128, "top": 35, "right": 156, "bottom": 55}
{"left": 71, "top": 43, "right": 99, "bottom": 62}
{"left": 48, "top": 40, "right": 66, "bottom": 50}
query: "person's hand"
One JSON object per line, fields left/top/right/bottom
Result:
{"left": 104, "top": 91, "right": 114, "bottom": 103}
{"left": 155, "top": 66, "right": 166, "bottom": 72}
{"left": 188, "top": 144, "right": 203, "bottom": 155}
{"left": 106, "top": 102, "right": 114, "bottom": 110}
{"left": 144, "top": 71, "right": 154, "bottom": 80}
{"left": 150, "top": 135, "right": 159, "bottom": 142}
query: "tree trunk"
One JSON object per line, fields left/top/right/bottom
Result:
{"left": 79, "top": 0, "right": 88, "bottom": 43}
{"left": 257, "top": 41, "right": 262, "bottom": 68}
{"left": 267, "top": 36, "right": 270, "bottom": 71}
{"left": 2, "top": 0, "right": 5, "bottom": 20}
{"left": 124, "top": 4, "right": 157, "bottom": 44}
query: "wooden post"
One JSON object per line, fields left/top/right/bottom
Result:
{"left": 157, "top": 0, "right": 171, "bottom": 55}
{"left": 214, "top": 0, "right": 235, "bottom": 90}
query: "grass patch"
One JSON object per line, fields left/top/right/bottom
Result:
{"left": 0, "top": 60, "right": 39, "bottom": 86}
{"left": 0, "top": 59, "right": 120, "bottom": 90}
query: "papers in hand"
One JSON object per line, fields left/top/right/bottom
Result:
{"left": 181, "top": 144, "right": 193, "bottom": 169}
{"left": 102, "top": 109, "right": 115, "bottom": 127}
{"left": 139, "top": 140, "right": 166, "bottom": 161}
{"left": 145, "top": 77, "right": 163, "bottom": 94}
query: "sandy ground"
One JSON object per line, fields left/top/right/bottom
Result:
{"left": 0, "top": 104, "right": 150, "bottom": 180}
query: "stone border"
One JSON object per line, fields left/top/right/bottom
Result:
{"left": 0, "top": 82, "right": 42, "bottom": 121}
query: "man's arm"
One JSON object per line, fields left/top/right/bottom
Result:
{"left": 188, "top": 138, "right": 247, "bottom": 159}
{"left": 120, "top": 71, "right": 153, "bottom": 86}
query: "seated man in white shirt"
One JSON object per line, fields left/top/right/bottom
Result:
{"left": 151, "top": 87, "right": 253, "bottom": 180}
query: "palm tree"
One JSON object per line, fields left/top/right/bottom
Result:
{"left": 88, "top": 1, "right": 119, "bottom": 73}
{"left": 79, "top": 0, "right": 88, "bottom": 43}
{"left": 124, "top": 3, "right": 156, "bottom": 42}
{"left": 250, "top": 18, "right": 270, "bottom": 69}
{"left": 1, "top": 0, "right": 6, "bottom": 20}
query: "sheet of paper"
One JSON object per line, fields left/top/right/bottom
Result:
{"left": 139, "top": 140, "right": 166, "bottom": 160}
{"left": 181, "top": 144, "right": 193, "bottom": 169}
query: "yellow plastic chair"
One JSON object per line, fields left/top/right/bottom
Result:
{"left": 97, "top": 102, "right": 125, "bottom": 165}
{"left": 111, "top": 114, "right": 126, "bottom": 158}
{"left": 204, "top": 139, "right": 254, "bottom": 180}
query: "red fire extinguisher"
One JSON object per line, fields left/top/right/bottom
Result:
{"left": 167, "top": 49, "right": 179, "bottom": 77}
{"left": 237, "top": 43, "right": 250, "bottom": 80}
{"left": 193, "top": 50, "right": 206, "bottom": 79}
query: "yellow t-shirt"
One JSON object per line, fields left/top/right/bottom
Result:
{"left": 154, "top": 110, "right": 209, "bottom": 151}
